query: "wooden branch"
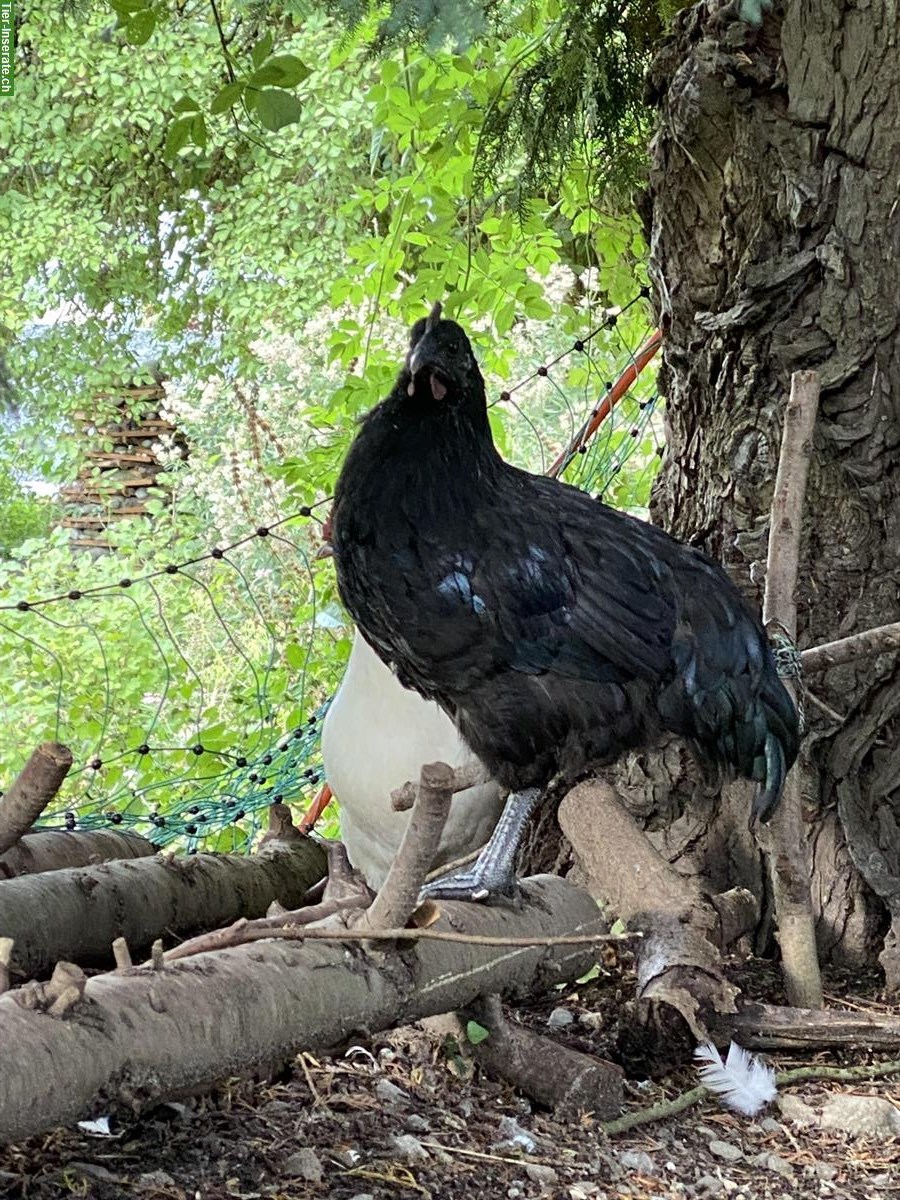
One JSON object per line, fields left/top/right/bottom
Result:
{"left": 711, "top": 1000, "right": 900, "bottom": 1050}
{"left": 0, "top": 743, "right": 73, "bottom": 856}
{"left": 464, "top": 994, "right": 623, "bottom": 1117}
{"left": 0, "top": 841, "right": 326, "bottom": 981}
{"left": 559, "top": 782, "right": 746, "bottom": 1046}
{"left": 0, "top": 874, "right": 603, "bottom": 1145}
{"left": 362, "top": 761, "right": 453, "bottom": 931}
{"left": 390, "top": 761, "right": 489, "bottom": 812}
{"left": 801, "top": 621, "right": 900, "bottom": 672}
{"left": 761, "top": 369, "right": 823, "bottom": 1010}
{"left": 601, "top": 1058, "right": 900, "bottom": 1137}
{"left": 0, "top": 829, "right": 154, "bottom": 879}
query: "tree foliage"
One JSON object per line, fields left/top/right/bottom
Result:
{"left": 0, "top": 0, "right": 657, "bottom": 826}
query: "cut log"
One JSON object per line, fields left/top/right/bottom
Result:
{"left": 0, "top": 841, "right": 327, "bottom": 981}
{"left": 0, "top": 743, "right": 73, "bottom": 856}
{"left": 464, "top": 994, "right": 623, "bottom": 1117}
{"left": 0, "top": 874, "right": 604, "bottom": 1144}
{"left": 0, "top": 829, "right": 155, "bottom": 879}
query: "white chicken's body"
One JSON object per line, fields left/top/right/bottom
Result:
{"left": 321, "top": 630, "right": 504, "bottom": 890}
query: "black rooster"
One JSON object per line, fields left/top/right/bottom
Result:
{"left": 331, "top": 305, "right": 799, "bottom": 901}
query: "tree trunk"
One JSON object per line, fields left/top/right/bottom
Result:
{"left": 641, "top": 0, "right": 900, "bottom": 975}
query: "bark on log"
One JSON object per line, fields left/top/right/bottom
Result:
{"left": 0, "top": 829, "right": 154, "bottom": 879}
{"left": 0, "top": 840, "right": 327, "bottom": 980}
{"left": 0, "top": 743, "right": 73, "bottom": 856}
{"left": 712, "top": 1001, "right": 900, "bottom": 1052}
{"left": 465, "top": 994, "right": 623, "bottom": 1118}
{"left": 0, "top": 874, "right": 603, "bottom": 1145}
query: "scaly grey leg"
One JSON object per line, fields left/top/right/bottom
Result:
{"left": 419, "top": 788, "right": 542, "bottom": 903}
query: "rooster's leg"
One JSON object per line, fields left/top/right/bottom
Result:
{"left": 418, "top": 787, "right": 541, "bottom": 903}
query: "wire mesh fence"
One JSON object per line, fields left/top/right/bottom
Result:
{"left": 0, "top": 298, "right": 662, "bottom": 852}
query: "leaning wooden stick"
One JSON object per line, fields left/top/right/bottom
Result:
{"left": 762, "top": 369, "right": 823, "bottom": 1010}
{"left": 0, "top": 743, "right": 73, "bottom": 857}
{"left": 360, "top": 760, "right": 454, "bottom": 931}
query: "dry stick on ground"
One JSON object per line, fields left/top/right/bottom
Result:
{"left": 711, "top": 1000, "right": 900, "bottom": 1050}
{"left": 0, "top": 873, "right": 603, "bottom": 1145}
{"left": 600, "top": 1058, "right": 900, "bottom": 1136}
{"left": 800, "top": 621, "right": 900, "bottom": 672}
{"left": 463, "top": 993, "right": 624, "bottom": 1118}
{"left": 761, "top": 369, "right": 823, "bottom": 1010}
{"left": 0, "top": 829, "right": 155, "bottom": 879}
{"left": 0, "top": 743, "right": 73, "bottom": 857}
{"left": 0, "top": 839, "right": 326, "bottom": 980}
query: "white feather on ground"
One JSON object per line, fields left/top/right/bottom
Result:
{"left": 694, "top": 1040, "right": 777, "bottom": 1116}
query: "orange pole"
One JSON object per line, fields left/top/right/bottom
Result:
{"left": 298, "top": 782, "right": 333, "bottom": 835}
{"left": 547, "top": 329, "right": 662, "bottom": 479}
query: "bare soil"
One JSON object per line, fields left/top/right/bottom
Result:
{"left": 2, "top": 953, "right": 898, "bottom": 1200}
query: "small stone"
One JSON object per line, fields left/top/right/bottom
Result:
{"left": 618, "top": 1149, "right": 657, "bottom": 1175}
{"left": 525, "top": 1163, "right": 559, "bottom": 1188}
{"left": 578, "top": 1011, "right": 605, "bottom": 1032}
{"left": 708, "top": 1139, "right": 743, "bottom": 1163}
{"left": 547, "top": 1006, "right": 575, "bottom": 1028}
{"left": 137, "top": 1170, "right": 177, "bottom": 1189}
{"left": 332, "top": 1148, "right": 361, "bottom": 1168}
{"left": 759, "top": 1117, "right": 782, "bottom": 1133}
{"left": 283, "top": 1148, "right": 323, "bottom": 1182}
{"left": 777, "top": 1094, "right": 817, "bottom": 1125}
{"left": 350, "top": 1194, "right": 375, "bottom": 1200}
{"left": 405, "top": 1113, "right": 431, "bottom": 1133}
{"left": 749, "top": 1152, "right": 794, "bottom": 1179}
{"left": 819, "top": 1093, "right": 900, "bottom": 1137}
{"left": 64, "top": 1163, "right": 119, "bottom": 1183}
{"left": 375, "top": 1078, "right": 411, "bottom": 1107}
{"left": 497, "top": 1115, "right": 537, "bottom": 1153}
{"left": 390, "top": 1134, "right": 429, "bottom": 1163}
{"left": 813, "top": 1162, "right": 838, "bottom": 1181}
{"left": 696, "top": 1176, "right": 724, "bottom": 1195}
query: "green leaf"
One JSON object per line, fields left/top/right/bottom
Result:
{"left": 254, "top": 88, "right": 303, "bottom": 133}
{"left": 249, "top": 55, "right": 311, "bottom": 88}
{"left": 164, "top": 114, "right": 194, "bottom": 158}
{"left": 109, "top": 0, "right": 150, "bottom": 14}
{"left": 210, "top": 81, "right": 244, "bottom": 115}
{"left": 251, "top": 32, "right": 274, "bottom": 69}
{"left": 124, "top": 9, "right": 155, "bottom": 44}
{"left": 465, "top": 1020, "right": 490, "bottom": 1046}
{"left": 576, "top": 964, "right": 601, "bottom": 984}
{"left": 191, "top": 113, "right": 208, "bottom": 149}
{"left": 172, "top": 95, "right": 200, "bottom": 114}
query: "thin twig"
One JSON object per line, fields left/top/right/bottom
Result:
{"left": 600, "top": 1057, "right": 900, "bottom": 1135}
{"left": 112, "top": 937, "right": 132, "bottom": 972}
{"left": 163, "top": 924, "right": 635, "bottom": 963}
{"left": 761, "top": 369, "right": 823, "bottom": 1010}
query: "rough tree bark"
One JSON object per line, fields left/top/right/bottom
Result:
{"left": 626, "top": 0, "right": 900, "bottom": 978}
{"left": 0, "top": 875, "right": 603, "bottom": 1145}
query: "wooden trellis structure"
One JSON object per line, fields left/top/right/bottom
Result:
{"left": 59, "top": 379, "right": 186, "bottom": 550}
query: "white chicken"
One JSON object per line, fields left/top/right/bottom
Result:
{"left": 321, "top": 629, "right": 504, "bottom": 890}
